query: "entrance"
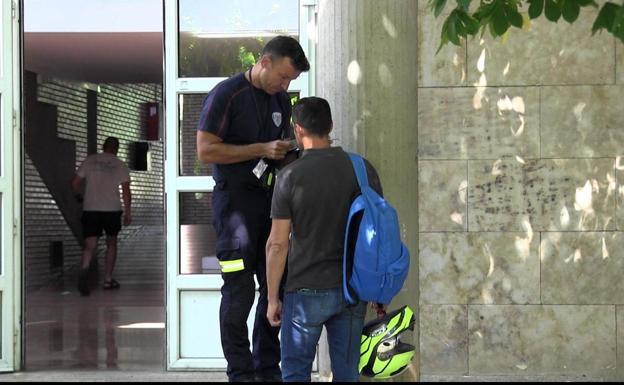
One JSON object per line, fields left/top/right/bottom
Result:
{"left": 22, "top": 0, "right": 166, "bottom": 371}
{"left": 18, "top": 0, "right": 316, "bottom": 373}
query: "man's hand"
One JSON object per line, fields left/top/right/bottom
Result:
{"left": 267, "top": 300, "right": 282, "bottom": 327}
{"left": 263, "top": 140, "right": 291, "bottom": 160}
{"left": 370, "top": 302, "right": 387, "bottom": 318}
{"left": 197, "top": 131, "right": 292, "bottom": 164}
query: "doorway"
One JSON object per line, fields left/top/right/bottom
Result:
{"left": 22, "top": 0, "right": 166, "bottom": 371}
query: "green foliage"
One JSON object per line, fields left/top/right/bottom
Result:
{"left": 430, "top": 0, "right": 623, "bottom": 52}
{"left": 238, "top": 46, "right": 257, "bottom": 69}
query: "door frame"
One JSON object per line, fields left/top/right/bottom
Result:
{"left": 164, "top": 0, "right": 316, "bottom": 370}
{"left": 0, "top": 0, "right": 22, "bottom": 372}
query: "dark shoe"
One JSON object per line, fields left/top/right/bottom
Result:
{"left": 229, "top": 373, "right": 256, "bottom": 382}
{"left": 77, "top": 269, "right": 90, "bottom": 296}
{"left": 102, "top": 279, "right": 120, "bottom": 290}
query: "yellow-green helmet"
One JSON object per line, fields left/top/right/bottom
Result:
{"left": 359, "top": 305, "right": 415, "bottom": 379}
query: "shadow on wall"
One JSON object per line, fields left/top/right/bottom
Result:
{"left": 24, "top": 70, "right": 83, "bottom": 243}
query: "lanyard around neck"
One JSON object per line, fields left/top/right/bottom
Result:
{"left": 248, "top": 68, "right": 269, "bottom": 136}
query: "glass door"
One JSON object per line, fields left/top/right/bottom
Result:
{"left": 164, "top": 0, "right": 315, "bottom": 369}
{"left": 0, "top": 0, "right": 21, "bottom": 372}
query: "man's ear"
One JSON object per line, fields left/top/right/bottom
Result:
{"left": 294, "top": 123, "right": 304, "bottom": 137}
{"left": 259, "top": 54, "right": 272, "bottom": 69}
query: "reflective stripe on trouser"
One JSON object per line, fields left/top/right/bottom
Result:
{"left": 219, "top": 259, "right": 245, "bottom": 273}
{"left": 212, "top": 188, "right": 281, "bottom": 381}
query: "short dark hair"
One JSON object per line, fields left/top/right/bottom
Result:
{"left": 292, "top": 97, "right": 333, "bottom": 137}
{"left": 262, "top": 35, "right": 310, "bottom": 72}
{"left": 102, "top": 136, "right": 119, "bottom": 152}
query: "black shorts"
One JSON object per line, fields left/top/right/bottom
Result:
{"left": 81, "top": 211, "right": 122, "bottom": 238}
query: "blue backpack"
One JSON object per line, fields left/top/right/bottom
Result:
{"left": 343, "top": 153, "right": 410, "bottom": 305}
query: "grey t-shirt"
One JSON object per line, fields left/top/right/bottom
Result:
{"left": 271, "top": 146, "right": 382, "bottom": 293}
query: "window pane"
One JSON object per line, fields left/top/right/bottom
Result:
{"left": 179, "top": 93, "right": 212, "bottom": 177}
{"left": 178, "top": 0, "right": 299, "bottom": 78}
{"left": 179, "top": 192, "right": 218, "bottom": 274}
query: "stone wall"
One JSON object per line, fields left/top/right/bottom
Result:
{"left": 418, "top": 0, "right": 623, "bottom": 379}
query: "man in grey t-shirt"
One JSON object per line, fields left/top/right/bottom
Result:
{"left": 265, "top": 97, "right": 382, "bottom": 381}
{"left": 72, "top": 137, "right": 131, "bottom": 296}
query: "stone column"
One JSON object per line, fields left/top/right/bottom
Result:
{"left": 316, "top": 0, "right": 419, "bottom": 381}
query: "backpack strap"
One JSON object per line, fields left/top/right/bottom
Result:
{"left": 348, "top": 153, "right": 369, "bottom": 188}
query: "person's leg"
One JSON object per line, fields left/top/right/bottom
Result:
{"left": 325, "top": 297, "right": 367, "bottom": 382}
{"left": 80, "top": 212, "right": 101, "bottom": 270}
{"left": 213, "top": 190, "right": 257, "bottom": 382}
{"left": 252, "top": 214, "right": 282, "bottom": 381}
{"left": 102, "top": 211, "right": 122, "bottom": 286}
{"left": 81, "top": 236, "right": 98, "bottom": 270}
{"left": 78, "top": 236, "right": 98, "bottom": 295}
{"left": 104, "top": 235, "right": 117, "bottom": 283}
{"left": 220, "top": 269, "right": 256, "bottom": 381}
{"left": 280, "top": 289, "right": 336, "bottom": 382}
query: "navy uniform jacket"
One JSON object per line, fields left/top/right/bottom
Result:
{"left": 197, "top": 72, "right": 292, "bottom": 190}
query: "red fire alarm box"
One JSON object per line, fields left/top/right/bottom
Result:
{"left": 145, "top": 102, "right": 161, "bottom": 141}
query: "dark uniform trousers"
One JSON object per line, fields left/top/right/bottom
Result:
{"left": 212, "top": 185, "right": 282, "bottom": 381}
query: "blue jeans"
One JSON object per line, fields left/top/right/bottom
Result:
{"left": 280, "top": 287, "right": 367, "bottom": 382}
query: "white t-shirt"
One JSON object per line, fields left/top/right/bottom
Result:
{"left": 76, "top": 152, "right": 131, "bottom": 211}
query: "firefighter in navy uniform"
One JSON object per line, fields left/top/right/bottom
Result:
{"left": 196, "top": 36, "right": 309, "bottom": 383}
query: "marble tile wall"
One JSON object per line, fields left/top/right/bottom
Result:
{"left": 417, "top": 0, "right": 466, "bottom": 87}
{"left": 420, "top": 305, "right": 467, "bottom": 374}
{"left": 468, "top": 158, "right": 615, "bottom": 232}
{"left": 417, "top": 0, "right": 624, "bottom": 379}
{"left": 419, "top": 232, "right": 539, "bottom": 305}
{"left": 468, "top": 306, "right": 616, "bottom": 376}
{"left": 617, "top": 41, "right": 624, "bottom": 85}
{"left": 418, "top": 160, "right": 467, "bottom": 231}
{"left": 541, "top": 86, "right": 624, "bottom": 158}
{"left": 466, "top": 5, "right": 613, "bottom": 86}
{"left": 618, "top": 306, "right": 624, "bottom": 379}
{"left": 418, "top": 87, "right": 539, "bottom": 160}
{"left": 541, "top": 232, "right": 624, "bottom": 304}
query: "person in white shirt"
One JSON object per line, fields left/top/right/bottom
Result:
{"left": 71, "top": 137, "right": 132, "bottom": 296}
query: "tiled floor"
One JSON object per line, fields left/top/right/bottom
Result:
{"left": 25, "top": 276, "right": 165, "bottom": 372}
{"left": 21, "top": 274, "right": 228, "bottom": 381}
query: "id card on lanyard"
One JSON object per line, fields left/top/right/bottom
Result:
{"left": 248, "top": 67, "right": 282, "bottom": 189}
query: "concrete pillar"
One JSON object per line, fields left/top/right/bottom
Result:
{"left": 316, "top": 0, "right": 419, "bottom": 381}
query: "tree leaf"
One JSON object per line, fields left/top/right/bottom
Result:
{"left": 473, "top": 1, "right": 497, "bottom": 22}
{"left": 505, "top": 4, "right": 524, "bottom": 28}
{"left": 430, "top": 0, "right": 449, "bottom": 18}
{"left": 562, "top": 0, "right": 581, "bottom": 23}
{"left": 436, "top": 19, "right": 451, "bottom": 53}
{"left": 544, "top": 0, "right": 562, "bottom": 22}
{"left": 612, "top": 5, "right": 624, "bottom": 40}
{"left": 456, "top": 0, "right": 472, "bottom": 10}
{"left": 592, "top": 2, "right": 618, "bottom": 33}
{"left": 576, "top": 0, "right": 598, "bottom": 7}
{"left": 492, "top": 2, "right": 511, "bottom": 36}
{"left": 457, "top": 9, "right": 481, "bottom": 34}
{"left": 489, "top": 17, "right": 500, "bottom": 37}
{"left": 528, "top": 0, "right": 545, "bottom": 19}
{"left": 447, "top": 12, "right": 462, "bottom": 45}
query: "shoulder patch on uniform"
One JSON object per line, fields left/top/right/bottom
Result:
{"left": 272, "top": 112, "right": 282, "bottom": 127}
